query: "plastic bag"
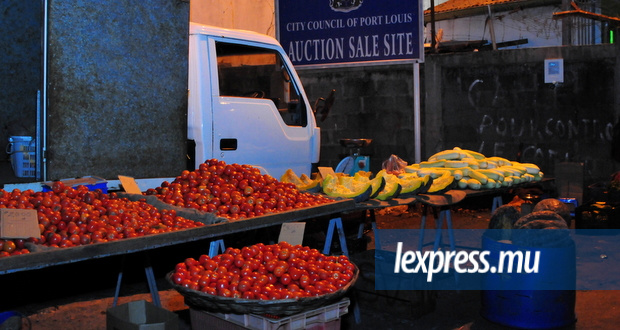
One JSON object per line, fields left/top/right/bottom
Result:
{"left": 382, "top": 154, "right": 407, "bottom": 175}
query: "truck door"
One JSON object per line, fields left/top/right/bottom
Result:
{"left": 208, "top": 40, "right": 318, "bottom": 178}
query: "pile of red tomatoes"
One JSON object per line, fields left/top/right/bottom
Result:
{"left": 145, "top": 159, "right": 333, "bottom": 220}
{"left": 171, "top": 241, "right": 356, "bottom": 300}
{"left": 0, "top": 182, "right": 204, "bottom": 257}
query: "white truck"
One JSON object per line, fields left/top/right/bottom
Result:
{"left": 187, "top": 23, "right": 328, "bottom": 179}
{"left": 7, "top": 23, "right": 331, "bottom": 191}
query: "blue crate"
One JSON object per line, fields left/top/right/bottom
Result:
{"left": 42, "top": 176, "right": 108, "bottom": 193}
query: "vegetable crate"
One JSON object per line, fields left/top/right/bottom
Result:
{"left": 7, "top": 136, "right": 36, "bottom": 178}
{"left": 189, "top": 298, "right": 349, "bottom": 330}
{"left": 42, "top": 176, "right": 108, "bottom": 193}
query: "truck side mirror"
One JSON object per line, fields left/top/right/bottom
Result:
{"left": 313, "top": 89, "right": 336, "bottom": 122}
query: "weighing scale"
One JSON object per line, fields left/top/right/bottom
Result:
{"left": 336, "top": 138, "right": 372, "bottom": 175}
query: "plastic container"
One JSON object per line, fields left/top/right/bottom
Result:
{"left": 42, "top": 176, "right": 108, "bottom": 193}
{"left": 6, "top": 136, "right": 36, "bottom": 178}
{"left": 0, "top": 311, "right": 22, "bottom": 328}
{"left": 480, "top": 234, "right": 577, "bottom": 329}
{"left": 190, "top": 298, "right": 349, "bottom": 330}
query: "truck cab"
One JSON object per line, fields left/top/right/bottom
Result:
{"left": 187, "top": 23, "right": 320, "bottom": 179}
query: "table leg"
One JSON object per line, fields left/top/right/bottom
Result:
{"left": 492, "top": 195, "right": 503, "bottom": 213}
{"left": 371, "top": 221, "right": 381, "bottom": 250}
{"left": 420, "top": 206, "right": 456, "bottom": 253}
{"left": 112, "top": 256, "right": 125, "bottom": 307}
{"left": 209, "top": 239, "right": 226, "bottom": 258}
{"left": 433, "top": 210, "right": 445, "bottom": 251}
{"left": 113, "top": 253, "right": 162, "bottom": 308}
{"left": 143, "top": 255, "right": 161, "bottom": 307}
{"left": 445, "top": 209, "right": 456, "bottom": 252}
{"left": 419, "top": 205, "right": 428, "bottom": 251}
{"left": 323, "top": 217, "right": 349, "bottom": 257}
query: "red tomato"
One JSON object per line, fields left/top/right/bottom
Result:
{"left": 238, "top": 280, "right": 251, "bottom": 292}
{"left": 265, "top": 260, "right": 278, "bottom": 273}
{"left": 241, "top": 246, "right": 257, "bottom": 259}
{"left": 278, "top": 248, "right": 290, "bottom": 260}
{"left": 273, "top": 266, "right": 286, "bottom": 278}
{"left": 234, "top": 256, "right": 245, "bottom": 268}
{"left": 268, "top": 290, "right": 282, "bottom": 300}
{"left": 218, "top": 288, "right": 232, "bottom": 297}
{"left": 279, "top": 273, "right": 292, "bottom": 286}
{"left": 172, "top": 273, "right": 185, "bottom": 285}
{"left": 288, "top": 267, "right": 302, "bottom": 281}
{"left": 252, "top": 274, "right": 267, "bottom": 287}
{"left": 215, "top": 279, "right": 229, "bottom": 291}
{"left": 299, "top": 274, "right": 310, "bottom": 288}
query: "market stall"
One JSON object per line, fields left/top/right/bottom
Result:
{"left": 0, "top": 148, "right": 552, "bottom": 275}
{"left": 0, "top": 150, "right": 559, "bottom": 329}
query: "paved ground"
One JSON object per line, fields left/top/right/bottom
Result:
{"left": 3, "top": 201, "right": 620, "bottom": 329}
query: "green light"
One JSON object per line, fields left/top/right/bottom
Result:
{"left": 611, "top": 30, "right": 614, "bottom": 44}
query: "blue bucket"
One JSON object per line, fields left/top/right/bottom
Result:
{"left": 0, "top": 311, "right": 22, "bottom": 326}
{"left": 480, "top": 234, "right": 577, "bottom": 329}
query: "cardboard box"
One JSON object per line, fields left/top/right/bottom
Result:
{"left": 106, "top": 300, "right": 179, "bottom": 330}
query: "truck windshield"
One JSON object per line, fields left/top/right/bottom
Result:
{"left": 215, "top": 42, "right": 307, "bottom": 127}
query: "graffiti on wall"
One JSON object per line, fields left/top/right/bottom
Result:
{"left": 443, "top": 63, "right": 615, "bottom": 176}
{"left": 475, "top": 114, "right": 613, "bottom": 164}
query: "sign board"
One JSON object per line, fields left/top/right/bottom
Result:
{"left": 0, "top": 209, "right": 40, "bottom": 239}
{"left": 318, "top": 166, "right": 336, "bottom": 180}
{"left": 544, "top": 58, "right": 564, "bottom": 83}
{"left": 278, "top": 222, "right": 306, "bottom": 246}
{"left": 118, "top": 175, "right": 142, "bottom": 194}
{"left": 276, "top": 0, "right": 424, "bottom": 67}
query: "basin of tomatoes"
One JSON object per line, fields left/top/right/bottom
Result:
{"left": 168, "top": 241, "right": 358, "bottom": 315}
{"left": 146, "top": 159, "right": 334, "bottom": 220}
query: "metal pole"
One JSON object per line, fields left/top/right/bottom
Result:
{"left": 430, "top": 0, "right": 436, "bottom": 51}
{"left": 414, "top": 61, "right": 422, "bottom": 163}
{"left": 40, "top": 0, "right": 49, "bottom": 181}
{"left": 487, "top": 5, "right": 497, "bottom": 50}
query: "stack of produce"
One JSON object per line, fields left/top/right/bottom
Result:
{"left": 405, "top": 147, "right": 543, "bottom": 190}
{"left": 488, "top": 198, "right": 572, "bottom": 247}
{"left": 280, "top": 169, "right": 322, "bottom": 193}
{"left": 145, "top": 159, "right": 334, "bottom": 220}
{"left": 282, "top": 168, "right": 447, "bottom": 203}
{"left": 0, "top": 182, "right": 205, "bottom": 257}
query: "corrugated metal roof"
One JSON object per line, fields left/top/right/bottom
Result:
{"left": 431, "top": 0, "right": 526, "bottom": 14}
{"left": 424, "top": 0, "right": 561, "bottom": 21}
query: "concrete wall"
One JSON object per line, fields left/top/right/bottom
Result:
{"left": 298, "top": 65, "right": 416, "bottom": 172}
{"left": 46, "top": 0, "right": 189, "bottom": 179}
{"left": 0, "top": 2, "right": 41, "bottom": 161}
{"left": 425, "top": 44, "right": 620, "bottom": 186}
{"left": 299, "top": 43, "right": 620, "bottom": 187}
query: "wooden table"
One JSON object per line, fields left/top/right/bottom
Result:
{"left": 0, "top": 199, "right": 356, "bottom": 275}
{"left": 0, "top": 199, "right": 356, "bottom": 306}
